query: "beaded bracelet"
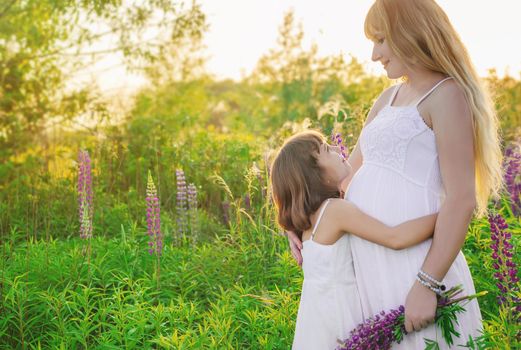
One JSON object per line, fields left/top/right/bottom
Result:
{"left": 415, "top": 275, "right": 443, "bottom": 296}
{"left": 417, "top": 272, "right": 446, "bottom": 293}
{"left": 418, "top": 269, "right": 446, "bottom": 291}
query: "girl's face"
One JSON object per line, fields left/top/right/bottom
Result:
{"left": 317, "top": 142, "right": 352, "bottom": 185}
{"left": 371, "top": 34, "right": 407, "bottom": 79}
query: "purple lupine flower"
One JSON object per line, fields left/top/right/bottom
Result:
{"left": 176, "top": 169, "right": 188, "bottom": 239}
{"left": 222, "top": 201, "right": 230, "bottom": 226}
{"left": 243, "top": 194, "right": 251, "bottom": 212}
{"left": 252, "top": 162, "right": 266, "bottom": 200}
{"left": 504, "top": 145, "right": 521, "bottom": 216}
{"left": 187, "top": 183, "right": 198, "bottom": 240}
{"left": 331, "top": 132, "right": 348, "bottom": 160}
{"left": 146, "top": 171, "right": 162, "bottom": 255}
{"left": 488, "top": 213, "right": 520, "bottom": 313}
{"left": 78, "top": 150, "right": 93, "bottom": 239}
{"left": 337, "top": 305, "right": 405, "bottom": 350}
{"left": 338, "top": 285, "right": 482, "bottom": 350}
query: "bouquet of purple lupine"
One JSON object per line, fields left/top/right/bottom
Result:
{"left": 336, "top": 285, "right": 486, "bottom": 350}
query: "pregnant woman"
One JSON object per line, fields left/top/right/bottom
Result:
{"left": 288, "top": 0, "right": 502, "bottom": 348}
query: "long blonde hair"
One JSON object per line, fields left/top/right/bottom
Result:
{"left": 365, "top": 0, "right": 502, "bottom": 216}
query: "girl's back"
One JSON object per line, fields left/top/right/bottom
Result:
{"left": 292, "top": 199, "right": 363, "bottom": 350}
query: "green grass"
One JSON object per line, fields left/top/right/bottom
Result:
{"left": 1, "top": 225, "right": 302, "bottom": 349}
{"left": 1, "top": 201, "right": 519, "bottom": 349}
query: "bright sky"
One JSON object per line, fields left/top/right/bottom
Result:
{"left": 92, "top": 0, "right": 521, "bottom": 95}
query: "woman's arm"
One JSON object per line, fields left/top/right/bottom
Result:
{"left": 404, "top": 81, "right": 476, "bottom": 333}
{"left": 328, "top": 199, "right": 436, "bottom": 249}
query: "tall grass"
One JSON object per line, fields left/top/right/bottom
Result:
{"left": 1, "top": 183, "right": 520, "bottom": 349}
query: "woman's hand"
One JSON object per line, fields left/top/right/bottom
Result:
{"left": 287, "top": 230, "right": 303, "bottom": 267}
{"left": 404, "top": 280, "right": 437, "bottom": 333}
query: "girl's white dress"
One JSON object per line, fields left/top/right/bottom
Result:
{"left": 346, "top": 77, "right": 483, "bottom": 349}
{"left": 292, "top": 199, "right": 363, "bottom": 350}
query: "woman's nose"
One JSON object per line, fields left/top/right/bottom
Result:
{"left": 371, "top": 44, "right": 381, "bottom": 62}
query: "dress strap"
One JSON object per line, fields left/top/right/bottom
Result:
{"left": 388, "top": 84, "right": 402, "bottom": 106}
{"left": 415, "top": 77, "right": 453, "bottom": 107}
{"left": 311, "top": 199, "right": 331, "bottom": 240}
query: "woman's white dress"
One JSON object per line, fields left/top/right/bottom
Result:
{"left": 346, "top": 78, "right": 483, "bottom": 349}
{"left": 292, "top": 200, "right": 364, "bottom": 350}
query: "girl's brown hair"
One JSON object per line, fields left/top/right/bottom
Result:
{"left": 270, "top": 130, "right": 340, "bottom": 239}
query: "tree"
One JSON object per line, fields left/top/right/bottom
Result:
{"left": 0, "top": 0, "right": 207, "bottom": 160}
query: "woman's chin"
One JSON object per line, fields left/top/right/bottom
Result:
{"left": 386, "top": 71, "right": 402, "bottom": 80}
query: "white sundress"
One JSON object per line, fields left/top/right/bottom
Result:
{"left": 346, "top": 77, "right": 483, "bottom": 349}
{"left": 292, "top": 199, "right": 364, "bottom": 350}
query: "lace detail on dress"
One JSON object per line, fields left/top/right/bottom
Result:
{"left": 361, "top": 105, "right": 432, "bottom": 172}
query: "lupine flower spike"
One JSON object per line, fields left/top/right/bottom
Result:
{"left": 176, "top": 169, "right": 188, "bottom": 240}
{"left": 331, "top": 132, "right": 348, "bottom": 160}
{"left": 78, "top": 150, "right": 93, "bottom": 239}
{"left": 146, "top": 170, "right": 162, "bottom": 256}
{"left": 337, "top": 285, "right": 485, "bottom": 350}
{"left": 187, "top": 183, "right": 198, "bottom": 241}
{"left": 504, "top": 145, "right": 521, "bottom": 216}
{"left": 488, "top": 213, "right": 520, "bottom": 324}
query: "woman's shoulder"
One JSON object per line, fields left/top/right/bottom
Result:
{"left": 425, "top": 78, "right": 470, "bottom": 119}
{"left": 426, "top": 78, "right": 467, "bottom": 109}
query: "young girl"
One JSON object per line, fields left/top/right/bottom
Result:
{"left": 270, "top": 130, "right": 437, "bottom": 350}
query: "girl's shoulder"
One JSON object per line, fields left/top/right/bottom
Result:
{"left": 304, "top": 199, "right": 349, "bottom": 245}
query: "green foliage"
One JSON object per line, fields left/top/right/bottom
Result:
{"left": 0, "top": 0, "right": 207, "bottom": 160}
{"left": 1, "top": 219, "right": 299, "bottom": 349}
{"left": 1, "top": 196, "right": 520, "bottom": 349}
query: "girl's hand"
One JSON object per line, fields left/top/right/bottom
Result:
{"left": 404, "top": 280, "right": 437, "bottom": 332}
{"left": 287, "top": 230, "right": 303, "bottom": 267}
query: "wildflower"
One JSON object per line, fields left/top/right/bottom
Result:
{"left": 146, "top": 171, "right": 162, "bottom": 255}
{"left": 243, "top": 194, "right": 251, "bottom": 212}
{"left": 331, "top": 132, "right": 348, "bottom": 160}
{"left": 338, "top": 305, "right": 405, "bottom": 350}
{"left": 488, "top": 213, "right": 520, "bottom": 315}
{"left": 338, "top": 285, "right": 483, "bottom": 350}
{"left": 222, "top": 201, "right": 230, "bottom": 226}
{"left": 187, "top": 183, "right": 198, "bottom": 240}
{"left": 504, "top": 145, "right": 521, "bottom": 216}
{"left": 78, "top": 150, "right": 93, "bottom": 239}
{"left": 176, "top": 169, "right": 188, "bottom": 239}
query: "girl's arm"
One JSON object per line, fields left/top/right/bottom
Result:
{"left": 328, "top": 199, "right": 436, "bottom": 250}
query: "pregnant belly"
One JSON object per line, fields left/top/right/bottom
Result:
{"left": 346, "top": 164, "right": 440, "bottom": 226}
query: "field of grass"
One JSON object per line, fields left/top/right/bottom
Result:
{"left": 1, "top": 183, "right": 520, "bottom": 349}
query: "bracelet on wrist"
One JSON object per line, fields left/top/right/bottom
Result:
{"left": 418, "top": 269, "right": 446, "bottom": 291}
{"left": 416, "top": 272, "right": 446, "bottom": 292}
{"left": 416, "top": 275, "right": 443, "bottom": 296}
